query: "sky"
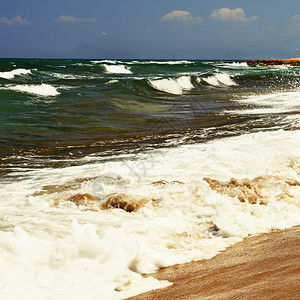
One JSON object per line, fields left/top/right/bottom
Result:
{"left": 2, "top": 0, "right": 300, "bottom": 59}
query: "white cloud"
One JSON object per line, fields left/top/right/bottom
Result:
{"left": 161, "top": 10, "right": 203, "bottom": 24}
{"left": 268, "top": 25, "right": 275, "bottom": 31}
{"left": 55, "top": 15, "right": 96, "bottom": 23}
{"left": 291, "top": 15, "right": 300, "bottom": 21}
{"left": 210, "top": 8, "right": 258, "bottom": 22}
{"left": 0, "top": 15, "right": 30, "bottom": 26}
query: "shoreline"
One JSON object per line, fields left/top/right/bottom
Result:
{"left": 128, "top": 226, "right": 300, "bottom": 299}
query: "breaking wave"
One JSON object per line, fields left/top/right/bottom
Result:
{"left": 200, "top": 73, "right": 237, "bottom": 87}
{"left": 148, "top": 76, "right": 194, "bottom": 95}
{"left": 0, "top": 68, "right": 32, "bottom": 79}
{"left": 218, "top": 62, "right": 249, "bottom": 68}
{"left": 7, "top": 83, "right": 60, "bottom": 96}
{"left": 129, "top": 60, "right": 193, "bottom": 65}
{"left": 103, "top": 64, "right": 132, "bottom": 74}
{"left": 105, "top": 79, "right": 119, "bottom": 85}
{"left": 1, "top": 130, "right": 298, "bottom": 299}
{"left": 227, "top": 90, "right": 300, "bottom": 115}
{"left": 91, "top": 60, "right": 119, "bottom": 64}
{"left": 92, "top": 60, "right": 193, "bottom": 65}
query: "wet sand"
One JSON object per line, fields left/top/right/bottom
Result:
{"left": 128, "top": 226, "right": 300, "bottom": 300}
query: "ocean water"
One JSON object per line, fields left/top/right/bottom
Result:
{"left": 0, "top": 59, "right": 299, "bottom": 299}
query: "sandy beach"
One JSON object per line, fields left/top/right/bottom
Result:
{"left": 129, "top": 226, "right": 300, "bottom": 300}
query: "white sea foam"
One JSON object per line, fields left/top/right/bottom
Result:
{"left": 128, "top": 60, "right": 193, "bottom": 65}
{"left": 103, "top": 64, "right": 132, "bottom": 74}
{"left": 200, "top": 73, "right": 237, "bottom": 87}
{"left": 106, "top": 79, "right": 119, "bottom": 85}
{"left": 149, "top": 76, "right": 194, "bottom": 94}
{"left": 0, "top": 129, "right": 299, "bottom": 299}
{"left": 216, "top": 73, "right": 237, "bottom": 86}
{"left": 47, "top": 72, "right": 99, "bottom": 80}
{"left": 92, "top": 60, "right": 193, "bottom": 65}
{"left": 200, "top": 75, "right": 220, "bottom": 87}
{"left": 0, "top": 68, "right": 32, "bottom": 79}
{"left": 274, "top": 65, "right": 290, "bottom": 70}
{"left": 8, "top": 83, "right": 60, "bottom": 96}
{"left": 218, "top": 62, "right": 249, "bottom": 68}
{"left": 91, "top": 60, "right": 118, "bottom": 64}
{"left": 48, "top": 72, "right": 78, "bottom": 80}
{"left": 227, "top": 90, "right": 300, "bottom": 115}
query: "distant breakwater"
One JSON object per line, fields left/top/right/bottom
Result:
{"left": 245, "top": 58, "right": 300, "bottom": 67}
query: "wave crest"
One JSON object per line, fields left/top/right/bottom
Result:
{"left": 148, "top": 76, "right": 194, "bottom": 95}
{"left": 8, "top": 83, "right": 60, "bottom": 96}
{"left": 200, "top": 73, "right": 237, "bottom": 87}
{"left": 0, "top": 68, "right": 32, "bottom": 79}
{"left": 103, "top": 64, "right": 132, "bottom": 74}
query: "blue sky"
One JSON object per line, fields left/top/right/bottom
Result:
{"left": 2, "top": 0, "right": 300, "bottom": 59}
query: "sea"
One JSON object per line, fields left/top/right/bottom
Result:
{"left": 0, "top": 59, "right": 299, "bottom": 299}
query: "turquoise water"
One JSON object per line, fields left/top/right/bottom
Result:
{"left": 1, "top": 59, "right": 300, "bottom": 173}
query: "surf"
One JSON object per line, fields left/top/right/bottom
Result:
{"left": 199, "top": 73, "right": 237, "bottom": 87}
{"left": 148, "top": 76, "right": 194, "bottom": 94}
{"left": 0, "top": 129, "right": 299, "bottom": 299}
{"left": 103, "top": 64, "right": 132, "bottom": 74}
{"left": 6, "top": 83, "right": 60, "bottom": 96}
{"left": 0, "top": 68, "right": 32, "bottom": 79}
{"left": 1, "top": 58, "right": 300, "bottom": 300}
